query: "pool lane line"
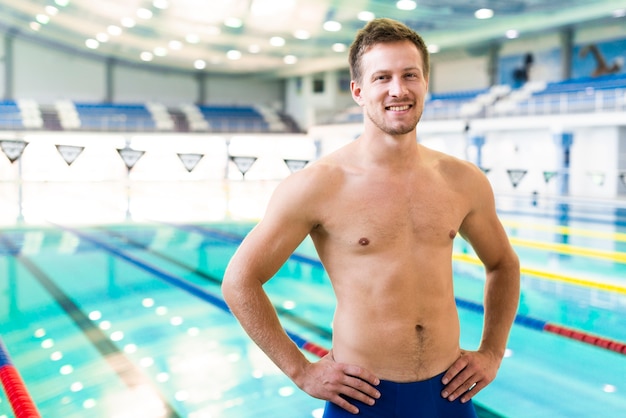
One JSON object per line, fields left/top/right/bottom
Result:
{"left": 60, "top": 226, "right": 507, "bottom": 418}
{"left": 508, "top": 236, "right": 626, "bottom": 263}
{"left": 0, "top": 337, "right": 41, "bottom": 418}
{"left": 99, "top": 226, "right": 332, "bottom": 340}
{"left": 0, "top": 234, "right": 182, "bottom": 418}
{"left": 455, "top": 299, "right": 626, "bottom": 356}
{"left": 116, "top": 223, "right": 626, "bottom": 357}
{"left": 186, "top": 223, "right": 626, "bottom": 295}
{"left": 501, "top": 220, "right": 626, "bottom": 243}
{"left": 453, "top": 252, "right": 626, "bottom": 295}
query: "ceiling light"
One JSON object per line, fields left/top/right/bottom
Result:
{"left": 358, "top": 11, "right": 375, "bottom": 21}
{"left": 612, "top": 9, "right": 626, "bottom": 18}
{"left": 85, "top": 39, "right": 99, "bottom": 49}
{"left": 396, "top": 0, "right": 416, "bottom": 11}
{"left": 140, "top": 51, "right": 154, "bottom": 61}
{"left": 96, "top": 33, "right": 109, "bottom": 42}
{"left": 323, "top": 21, "right": 341, "bottom": 32}
{"left": 332, "top": 43, "right": 346, "bottom": 52}
{"left": 251, "top": 0, "right": 295, "bottom": 17}
{"left": 168, "top": 40, "right": 182, "bottom": 50}
{"left": 294, "top": 30, "right": 310, "bottom": 40}
{"left": 475, "top": 8, "right": 494, "bottom": 19}
{"left": 45, "top": 6, "right": 59, "bottom": 15}
{"left": 284, "top": 55, "right": 297, "bottom": 64}
{"left": 270, "top": 36, "right": 285, "bottom": 47}
{"left": 136, "top": 8, "right": 153, "bottom": 20}
{"left": 227, "top": 50, "right": 242, "bottom": 60}
{"left": 194, "top": 60, "right": 206, "bottom": 70}
{"left": 248, "top": 44, "right": 261, "bottom": 53}
{"left": 427, "top": 44, "right": 440, "bottom": 53}
{"left": 30, "top": 22, "right": 41, "bottom": 31}
{"left": 506, "top": 29, "right": 519, "bottom": 39}
{"left": 36, "top": 14, "right": 50, "bottom": 24}
{"left": 153, "top": 0, "right": 169, "bottom": 9}
{"left": 224, "top": 17, "right": 243, "bottom": 28}
{"left": 185, "top": 34, "right": 199, "bottom": 44}
{"left": 153, "top": 47, "right": 167, "bottom": 57}
{"left": 55, "top": 0, "right": 69, "bottom": 6}
{"left": 121, "top": 17, "right": 136, "bottom": 28}
{"left": 107, "top": 25, "right": 122, "bottom": 36}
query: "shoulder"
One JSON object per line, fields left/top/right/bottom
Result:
{"left": 265, "top": 150, "right": 350, "bottom": 224}
{"left": 425, "top": 146, "right": 487, "bottom": 187}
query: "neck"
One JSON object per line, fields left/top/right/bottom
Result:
{"left": 357, "top": 129, "right": 420, "bottom": 170}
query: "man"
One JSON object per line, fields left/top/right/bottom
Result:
{"left": 222, "top": 18, "right": 520, "bottom": 417}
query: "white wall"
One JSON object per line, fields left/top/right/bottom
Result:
{"left": 114, "top": 66, "right": 198, "bottom": 105}
{"left": 14, "top": 38, "right": 106, "bottom": 102}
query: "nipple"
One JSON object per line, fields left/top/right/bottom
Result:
{"left": 358, "top": 237, "right": 370, "bottom": 246}
{"left": 449, "top": 230, "right": 457, "bottom": 239}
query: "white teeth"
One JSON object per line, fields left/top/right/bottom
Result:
{"left": 387, "top": 105, "right": 410, "bottom": 111}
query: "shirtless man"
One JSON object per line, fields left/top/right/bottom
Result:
{"left": 222, "top": 18, "right": 520, "bottom": 417}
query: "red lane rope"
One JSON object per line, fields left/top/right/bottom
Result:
{"left": 0, "top": 339, "right": 41, "bottom": 418}
{"left": 543, "top": 323, "right": 626, "bottom": 355}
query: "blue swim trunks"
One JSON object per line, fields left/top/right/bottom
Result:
{"left": 322, "top": 371, "right": 478, "bottom": 417}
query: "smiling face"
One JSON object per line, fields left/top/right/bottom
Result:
{"left": 351, "top": 40, "right": 429, "bottom": 137}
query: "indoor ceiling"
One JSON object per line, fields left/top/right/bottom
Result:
{"left": 0, "top": 0, "right": 625, "bottom": 78}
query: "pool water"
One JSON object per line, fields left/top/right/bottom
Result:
{"left": 1, "top": 195, "right": 625, "bottom": 417}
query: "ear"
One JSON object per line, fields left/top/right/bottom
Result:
{"left": 350, "top": 80, "right": 365, "bottom": 107}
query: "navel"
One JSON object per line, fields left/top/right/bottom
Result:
{"left": 358, "top": 237, "right": 370, "bottom": 246}
{"left": 449, "top": 230, "right": 457, "bottom": 239}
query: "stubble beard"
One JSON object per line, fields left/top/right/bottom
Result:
{"left": 365, "top": 106, "right": 422, "bottom": 136}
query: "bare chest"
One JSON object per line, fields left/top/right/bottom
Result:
{"left": 319, "top": 176, "right": 467, "bottom": 250}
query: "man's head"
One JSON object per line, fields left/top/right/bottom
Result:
{"left": 349, "top": 18, "right": 430, "bottom": 84}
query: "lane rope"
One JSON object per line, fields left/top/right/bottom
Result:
{"left": 58, "top": 224, "right": 626, "bottom": 357}
{"left": 0, "top": 338, "right": 42, "bottom": 418}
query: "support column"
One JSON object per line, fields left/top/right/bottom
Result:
{"left": 105, "top": 57, "right": 114, "bottom": 103}
{"left": 3, "top": 31, "right": 14, "bottom": 100}
{"left": 471, "top": 135, "right": 485, "bottom": 168}
{"left": 560, "top": 27, "right": 573, "bottom": 81}
{"left": 554, "top": 132, "right": 574, "bottom": 195}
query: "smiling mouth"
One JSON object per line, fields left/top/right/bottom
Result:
{"left": 386, "top": 105, "right": 412, "bottom": 111}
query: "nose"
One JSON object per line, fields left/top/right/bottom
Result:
{"left": 388, "top": 77, "right": 408, "bottom": 97}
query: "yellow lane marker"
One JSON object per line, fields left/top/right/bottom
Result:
{"left": 502, "top": 219, "right": 626, "bottom": 242}
{"left": 508, "top": 237, "right": 626, "bottom": 263}
{"left": 452, "top": 252, "right": 626, "bottom": 295}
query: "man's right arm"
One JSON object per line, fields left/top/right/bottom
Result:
{"left": 221, "top": 168, "right": 381, "bottom": 414}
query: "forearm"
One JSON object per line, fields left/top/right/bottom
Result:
{"left": 479, "top": 256, "right": 521, "bottom": 359}
{"left": 222, "top": 278, "right": 310, "bottom": 382}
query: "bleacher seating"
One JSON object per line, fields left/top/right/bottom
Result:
{"left": 72, "top": 102, "right": 156, "bottom": 131}
{"left": 0, "top": 100, "right": 23, "bottom": 130}
{"left": 197, "top": 105, "right": 270, "bottom": 133}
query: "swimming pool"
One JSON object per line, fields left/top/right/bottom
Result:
{"left": 1, "top": 184, "right": 625, "bottom": 418}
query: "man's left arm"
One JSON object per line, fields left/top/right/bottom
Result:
{"left": 441, "top": 170, "right": 521, "bottom": 403}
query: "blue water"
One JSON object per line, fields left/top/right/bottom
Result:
{"left": 1, "top": 196, "right": 625, "bottom": 417}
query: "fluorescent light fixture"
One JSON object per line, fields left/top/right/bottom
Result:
{"left": 227, "top": 50, "right": 242, "bottom": 60}
{"left": 136, "top": 8, "right": 153, "bottom": 19}
{"left": 506, "top": 29, "right": 519, "bottom": 39}
{"left": 121, "top": 17, "right": 136, "bottom": 28}
{"left": 284, "top": 55, "right": 298, "bottom": 64}
{"left": 358, "top": 11, "right": 375, "bottom": 21}
{"left": 107, "top": 25, "right": 122, "bottom": 36}
{"left": 294, "top": 29, "right": 311, "bottom": 40}
{"left": 140, "top": 51, "right": 154, "bottom": 61}
{"left": 85, "top": 39, "right": 99, "bottom": 49}
{"left": 332, "top": 43, "right": 346, "bottom": 52}
{"left": 224, "top": 17, "right": 243, "bottom": 28}
{"left": 270, "top": 36, "right": 285, "bottom": 47}
{"left": 475, "top": 8, "right": 494, "bottom": 19}
{"left": 396, "top": 0, "right": 416, "bottom": 11}
{"left": 323, "top": 20, "right": 341, "bottom": 31}
{"left": 427, "top": 44, "right": 440, "bottom": 53}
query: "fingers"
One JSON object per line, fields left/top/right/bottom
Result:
{"left": 304, "top": 359, "right": 381, "bottom": 414}
{"left": 440, "top": 352, "right": 495, "bottom": 403}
